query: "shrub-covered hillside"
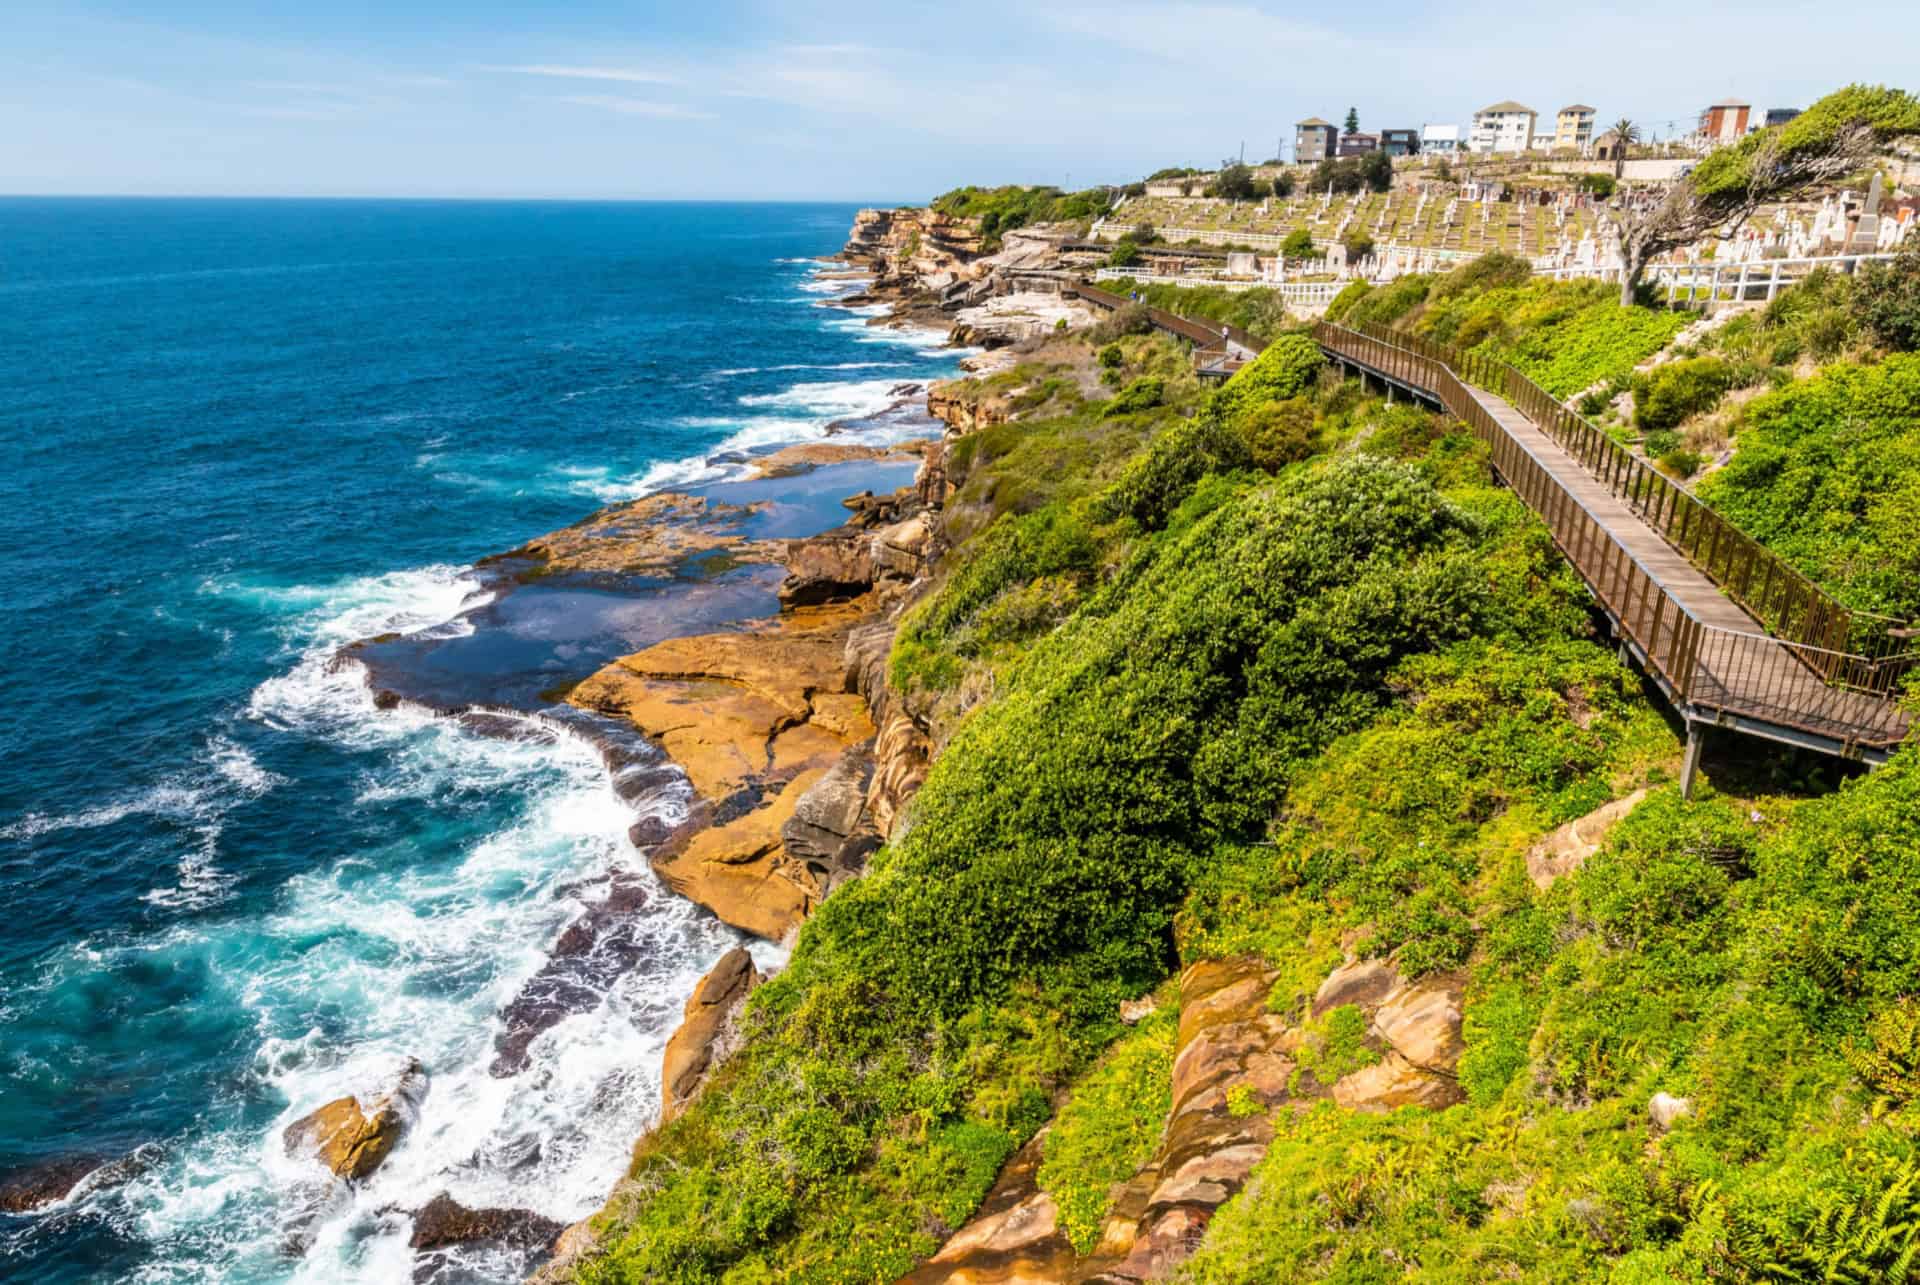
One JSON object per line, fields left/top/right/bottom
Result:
{"left": 566, "top": 254, "right": 1920, "bottom": 1284}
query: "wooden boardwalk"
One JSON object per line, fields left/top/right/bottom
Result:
{"left": 1311, "top": 320, "right": 1914, "bottom": 781}
{"left": 1063, "top": 274, "right": 1915, "bottom": 773}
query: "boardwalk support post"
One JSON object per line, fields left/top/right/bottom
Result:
{"left": 1680, "top": 723, "right": 1705, "bottom": 800}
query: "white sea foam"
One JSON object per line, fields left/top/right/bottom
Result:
{"left": 66, "top": 568, "right": 739, "bottom": 1281}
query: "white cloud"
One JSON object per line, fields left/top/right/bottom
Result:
{"left": 485, "top": 64, "right": 678, "bottom": 86}
{"left": 549, "top": 94, "right": 711, "bottom": 120}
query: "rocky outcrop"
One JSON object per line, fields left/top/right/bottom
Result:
{"left": 905, "top": 954, "right": 1468, "bottom": 1283}
{"left": 482, "top": 492, "right": 780, "bottom": 579}
{"left": 408, "top": 1192, "right": 565, "bottom": 1252}
{"left": 897, "top": 1129, "right": 1077, "bottom": 1285}
{"left": 843, "top": 208, "right": 990, "bottom": 291}
{"left": 650, "top": 768, "right": 831, "bottom": 941}
{"left": 845, "top": 619, "right": 931, "bottom": 841}
{"left": 0, "top": 1147, "right": 157, "bottom": 1213}
{"left": 1526, "top": 789, "right": 1648, "bottom": 889}
{"left": 281, "top": 1060, "right": 427, "bottom": 1181}
{"left": 571, "top": 596, "right": 891, "bottom": 941}
{"left": 927, "top": 381, "right": 1015, "bottom": 438}
{"left": 661, "top": 947, "right": 763, "bottom": 1122}
{"left": 1316, "top": 960, "right": 1466, "bottom": 1113}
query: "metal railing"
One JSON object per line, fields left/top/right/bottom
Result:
{"left": 1312, "top": 320, "right": 1915, "bottom": 752}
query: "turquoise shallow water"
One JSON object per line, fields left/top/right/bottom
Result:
{"left": 0, "top": 198, "right": 960, "bottom": 1282}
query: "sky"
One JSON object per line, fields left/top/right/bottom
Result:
{"left": 3, "top": 0, "right": 1917, "bottom": 201}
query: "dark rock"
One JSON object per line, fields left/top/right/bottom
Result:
{"left": 408, "top": 1192, "right": 565, "bottom": 1252}
{"left": 0, "top": 1155, "right": 110, "bottom": 1213}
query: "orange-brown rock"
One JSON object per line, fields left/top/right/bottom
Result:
{"left": 748, "top": 439, "right": 927, "bottom": 480}
{"left": 281, "top": 1060, "right": 426, "bottom": 1181}
{"left": 568, "top": 608, "right": 866, "bottom": 802}
{"left": 896, "top": 1130, "right": 1077, "bottom": 1285}
{"left": 661, "top": 947, "right": 762, "bottom": 1121}
{"left": 927, "top": 380, "right": 1015, "bottom": 437}
{"left": 488, "top": 492, "right": 780, "bottom": 578}
{"left": 1526, "top": 789, "right": 1649, "bottom": 889}
{"left": 650, "top": 768, "right": 830, "bottom": 941}
{"left": 1330, "top": 971, "right": 1466, "bottom": 1113}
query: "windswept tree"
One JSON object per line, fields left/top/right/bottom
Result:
{"left": 1608, "top": 117, "right": 1641, "bottom": 179}
{"left": 1604, "top": 85, "right": 1920, "bottom": 305}
{"left": 1210, "top": 163, "right": 1258, "bottom": 201}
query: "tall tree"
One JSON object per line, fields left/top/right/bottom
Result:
{"left": 1609, "top": 117, "right": 1641, "bottom": 179}
{"left": 1343, "top": 106, "right": 1360, "bottom": 136}
{"left": 1603, "top": 86, "right": 1920, "bottom": 306}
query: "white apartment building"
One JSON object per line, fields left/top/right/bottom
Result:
{"left": 1420, "top": 123, "right": 1462, "bottom": 154}
{"left": 1470, "top": 101, "right": 1537, "bottom": 154}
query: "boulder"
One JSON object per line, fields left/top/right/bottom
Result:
{"left": 661, "top": 947, "right": 763, "bottom": 1120}
{"left": 1332, "top": 1051, "right": 1463, "bottom": 1112}
{"left": 778, "top": 533, "right": 875, "bottom": 608}
{"left": 408, "top": 1192, "right": 565, "bottom": 1252}
{"left": 781, "top": 751, "right": 874, "bottom": 873}
{"left": 281, "top": 1059, "right": 427, "bottom": 1181}
{"left": 1527, "top": 789, "right": 1648, "bottom": 890}
{"left": 896, "top": 1129, "right": 1078, "bottom": 1285}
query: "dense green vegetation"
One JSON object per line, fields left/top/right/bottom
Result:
{"left": 571, "top": 236, "right": 1920, "bottom": 1284}
{"left": 929, "top": 184, "right": 1110, "bottom": 245}
{"left": 574, "top": 312, "right": 1635, "bottom": 1284}
{"left": 1699, "top": 351, "right": 1920, "bottom": 619}
{"left": 1325, "top": 252, "right": 1685, "bottom": 397}
{"left": 1179, "top": 751, "right": 1920, "bottom": 1282}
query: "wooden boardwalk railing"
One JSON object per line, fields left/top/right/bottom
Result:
{"left": 1311, "top": 319, "right": 1915, "bottom": 772}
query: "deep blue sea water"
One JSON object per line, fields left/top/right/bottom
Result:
{"left": 0, "top": 198, "right": 961, "bottom": 1282}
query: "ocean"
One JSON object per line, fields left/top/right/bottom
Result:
{"left": 0, "top": 198, "right": 962, "bottom": 1282}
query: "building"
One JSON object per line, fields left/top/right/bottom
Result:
{"left": 1420, "top": 123, "right": 1462, "bottom": 155}
{"left": 1379, "top": 128, "right": 1420, "bottom": 157}
{"left": 1295, "top": 117, "right": 1337, "bottom": 164}
{"left": 1554, "top": 105, "right": 1596, "bottom": 152}
{"left": 1701, "top": 98, "right": 1751, "bottom": 143}
{"left": 1765, "top": 107, "right": 1802, "bottom": 128}
{"left": 1337, "top": 132, "right": 1380, "bottom": 157}
{"left": 1592, "top": 129, "right": 1630, "bottom": 164}
{"left": 1471, "top": 101, "right": 1537, "bottom": 154}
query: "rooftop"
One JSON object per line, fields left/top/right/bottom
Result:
{"left": 1296, "top": 117, "right": 1333, "bottom": 128}
{"left": 1479, "top": 100, "right": 1536, "bottom": 115}
{"left": 1710, "top": 97, "right": 1751, "bottom": 108}
{"left": 1559, "top": 104, "right": 1596, "bottom": 114}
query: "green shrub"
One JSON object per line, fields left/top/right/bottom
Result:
{"left": 1211, "top": 333, "right": 1326, "bottom": 422}
{"left": 1427, "top": 251, "right": 1533, "bottom": 305}
{"left": 1108, "top": 237, "right": 1142, "bottom": 268}
{"left": 1098, "top": 342, "right": 1125, "bottom": 369}
{"left": 1280, "top": 229, "right": 1318, "bottom": 261}
{"left": 1660, "top": 447, "right": 1706, "bottom": 477}
{"left": 1102, "top": 376, "right": 1165, "bottom": 418}
{"left": 1636, "top": 356, "right": 1736, "bottom": 431}
{"left": 1099, "top": 408, "right": 1251, "bottom": 530}
{"left": 1324, "top": 280, "right": 1372, "bottom": 323}
{"left": 1089, "top": 302, "right": 1155, "bottom": 343}
{"left": 1854, "top": 240, "right": 1920, "bottom": 352}
{"left": 1237, "top": 397, "right": 1319, "bottom": 471}
{"left": 1699, "top": 351, "right": 1920, "bottom": 617}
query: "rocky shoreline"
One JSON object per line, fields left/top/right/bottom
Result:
{"left": 237, "top": 239, "right": 1023, "bottom": 1274}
